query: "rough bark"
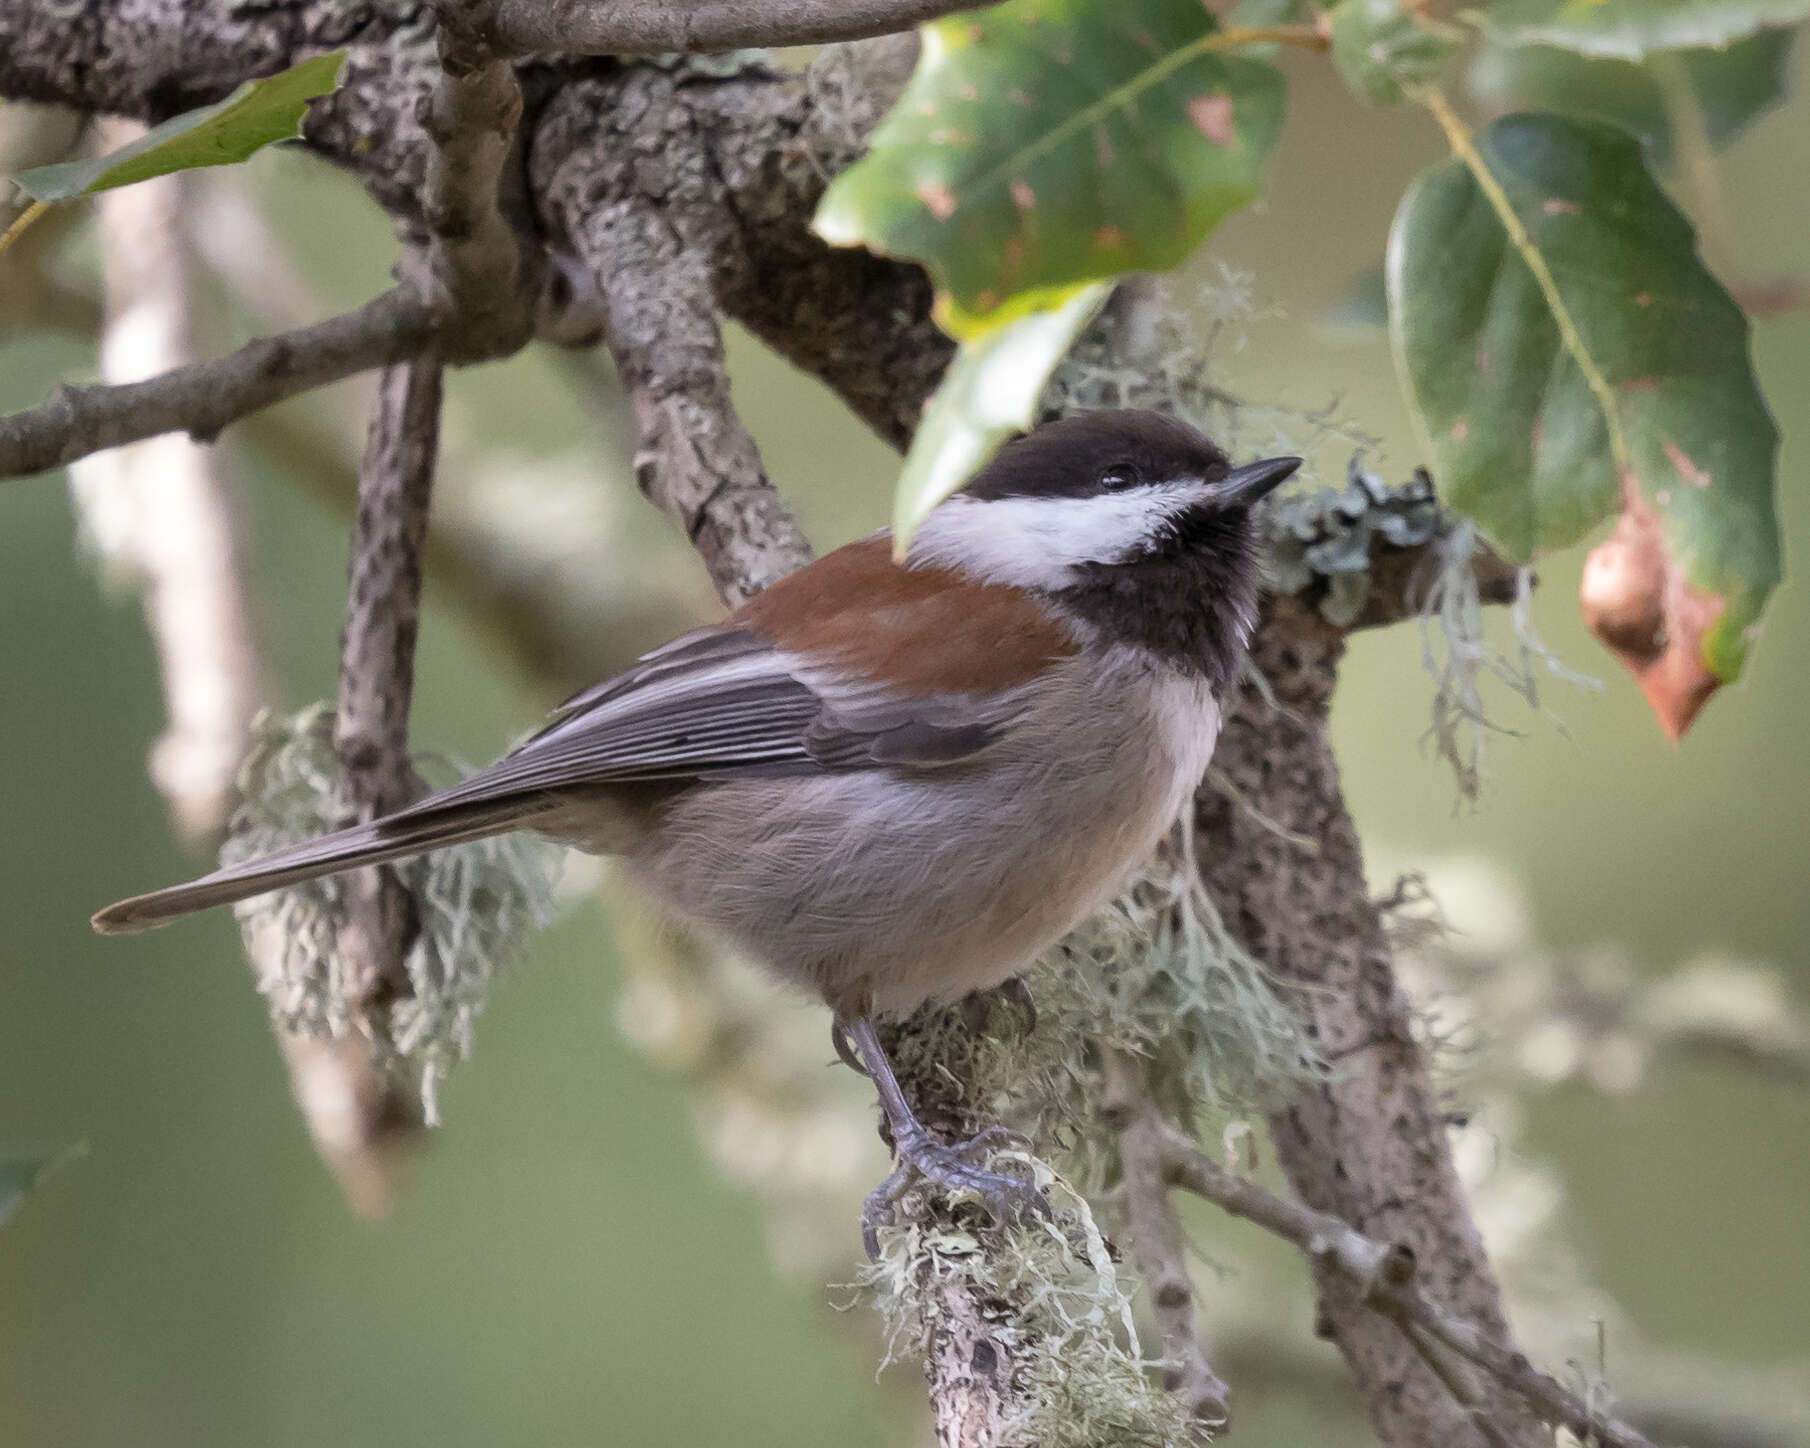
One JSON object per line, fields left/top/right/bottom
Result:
{"left": 924, "top": 1273, "right": 1018, "bottom": 1448}
{"left": 489, "top": 0, "right": 1001, "bottom": 58}
{"left": 528, "top": 57, "right": 953, "bottom": 453}
{"left": 0, "top": 287, "right": 438, "bottom": 479}
{"left": 333, "top": 357, "right": 443, "bottom": 997}
{"left": 1194, "top": 596, "right": 1543, "bottom": 1447}
{"left": 529, "top": 67, "right": 814, "bottom": 603}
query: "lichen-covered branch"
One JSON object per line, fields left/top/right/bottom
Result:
{"left": 0, "top": 287, "right": 438, "bottom": 479}
{"left": 252, "top": 356, "right": 445, "bottom": 1216}
{"left": 1159, "top": 1126, "right": 1659, "bottom": 1448}
{"left": 1195, "top": 595, "right": 1545, "bottom": 1448}
{"left": 237, "top": 360, "right": 445, "bottom": 1219}
{"left": 531, "top": 68, "right": 813, "bottom": 603}
{"left": 333, "top": 357, "right": 444, "bottom": 993}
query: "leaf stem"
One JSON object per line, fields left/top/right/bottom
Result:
{"left": 1417, "top": 86, "right": 1631, "bottom": 480}
{"left": 1206, "top": 24, "right": 1330, "bottom": 52}
{"left": 0, "top": 199, "right": 48, "bottom": 259}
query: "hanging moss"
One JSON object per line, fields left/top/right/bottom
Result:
{"left": 223, "top": 703, "right": 558, "bottom": 1121}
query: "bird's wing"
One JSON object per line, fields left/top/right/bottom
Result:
{"left": 89, "top": 544, "right": 1079, "bottom": 934}
{"left": 383, "top": 547, "right": 1078, "bottom": 823}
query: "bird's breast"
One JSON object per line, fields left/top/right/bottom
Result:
{"left": 621, "top": 648, "right": 1223, "bottom": 1017}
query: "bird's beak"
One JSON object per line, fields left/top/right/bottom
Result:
{"left": 1215, "top": 455, "right": 1302, "bottom": 506}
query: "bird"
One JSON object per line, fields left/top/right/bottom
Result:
{"left": 93, "top": 409, "right": 1300, "bottom": 1245}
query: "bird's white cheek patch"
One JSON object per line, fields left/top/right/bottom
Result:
{"left": 910, "top": 487, "right": 1201, "bottom": 590}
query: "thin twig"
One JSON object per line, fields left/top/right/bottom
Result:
{"left": 332, "top": 357, "right": 444, "bottom": 1000}
{"left": 1159, "top": 1127, "right": 1660, "bottom": 1448}
{"left": 0, "top": 287, "right": 439, "bottom": 479}
{"left": 1100, "top": 1048, "right": 1232, "bottom": 1430}
{"left": 1400, "top": 1321, "right": 1521, "bottom": 1448}
{"left": 260, "top": 355, "right": 446, "bottom": 1216}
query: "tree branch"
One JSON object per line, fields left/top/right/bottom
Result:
{"left": 333, "top": 357, "right": 443, "bottom": 995}
{"left": 418, "top": 0, "right": 538, "bottom": 359}
{"left": 490, "top": 0, "right": 1002, "bottom": 59}
{"left": 531, "top": 68, "right": 812, "bottom": 604}
{"left": 1100, "top": 1047, "right": 1233, "bottom": 1431}
{"left": 1158, "top": 1126, "right": 1659, "bottom": 1448}
{"left": 0, "top": 287, "right": 438, "bottom": 480}
{"left": 282, "top": 355, "right": 448, "bottom": 1213}
{"left": 1196, "top": 595, "right": 1545, "bottom": 1448}
{"left": 67, "top": 126, "right": 263, "bottom": 844}
{"left": 0, "top": 0, "right": 551, "bottom": 485}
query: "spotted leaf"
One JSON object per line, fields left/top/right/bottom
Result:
{"left": 1388, "top": 112, "right": 1780, "bottom": 731}
{"left": 814, "top": 0, "right": 1285, "bottom": 339}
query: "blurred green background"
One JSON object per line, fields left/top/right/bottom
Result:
{"left": 3, "top": 38, "right": 1807, "bottom": 1448}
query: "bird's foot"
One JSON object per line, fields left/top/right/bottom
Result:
{"left": 860, "top": 1124, "right": 1050, "bottom": 1258}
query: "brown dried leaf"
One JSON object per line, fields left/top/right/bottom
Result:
{"left": 1580, "top": 485, "right": 1726, "bottom": 740}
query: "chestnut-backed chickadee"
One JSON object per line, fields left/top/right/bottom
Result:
{"left": 94, "top": 409, "right": 1300, "bottom": 1240}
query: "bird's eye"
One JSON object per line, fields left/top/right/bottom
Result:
{"left": 1099, "top": 463, "right": 1140, "bottom": 492}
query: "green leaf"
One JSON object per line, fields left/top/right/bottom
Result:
{"left": 814, "top": 0, "right": 1285, "bottom": 339}
{"left": 1467, "top": 28, "right": 1795, "bottom": 162}
{"left": 0, "top": 1141, "right": 85, "bottom": 1228}
{"left": 1331, "top": 0, "right": 1463, "bottom": 105}
{"left": 15, "top": 52, "right": 346, "bottom": 202}
{"left": 1475, "top": 0, "right": 1810, "bottom": 61}
{"left": 892, "top": 282, "right": 1111, "bottom": 546}
{"left": 1388, "top": 112, "right": 1779, "bottom": 686}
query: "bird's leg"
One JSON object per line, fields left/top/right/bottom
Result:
{"left": 842, "top": 1015, "right": 1050, "bottom": 1257}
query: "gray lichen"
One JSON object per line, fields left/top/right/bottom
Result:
{"left": 1265, "top": 453, "right": 1441, "bottom": 627}
{"left": 886, "top": 822, "right": 1326, "bottom": 1198}
{"left": 222, "top": 703, "right": 558, "bottom": 1122}
{"left": 861, "top": 1166, "right": 1195, "bottom": 1448}
{"left": 844, "top": 815, "right": 1328, "bottom": 1445}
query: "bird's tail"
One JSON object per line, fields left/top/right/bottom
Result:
{"left": 91, "top": 799, "right": 544, "bottom": 935}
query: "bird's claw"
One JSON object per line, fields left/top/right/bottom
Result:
{"left": 860, "top": 1127, "right": 1051, "bottom": 1258}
